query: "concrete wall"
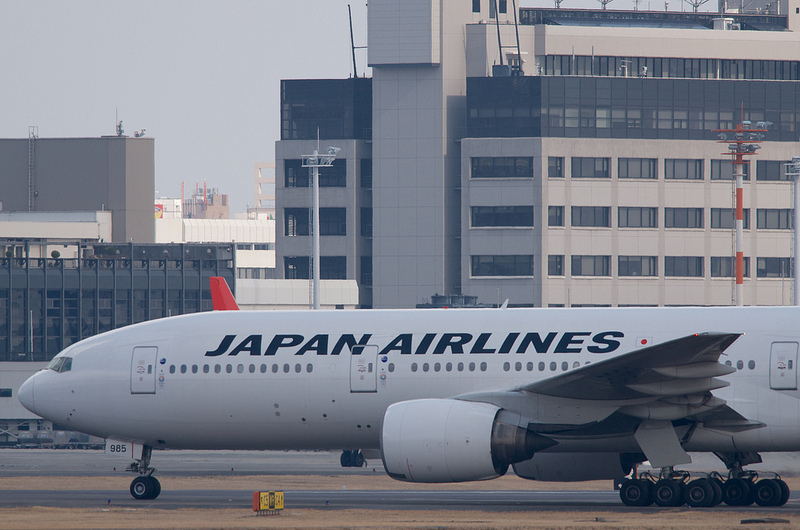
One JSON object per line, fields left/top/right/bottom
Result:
{"left": 0, "top": 137, "right": 155, "bottom": 243}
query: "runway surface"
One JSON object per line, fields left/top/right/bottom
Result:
{"left": 3, "top": 449, "right": 800, "bottom": 513}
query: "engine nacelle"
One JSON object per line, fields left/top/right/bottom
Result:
{"left": 381, "top": 398, "right": 547, "bottom": 483}
{"left": 513, "top": 452, "right": 636, "bottom": 482}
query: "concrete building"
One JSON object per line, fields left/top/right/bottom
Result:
{"left": 277, "top": 0, "right": 800, "bottom": 308}
{"left": 0, "top": 135, "right": 155, "bottom": 243}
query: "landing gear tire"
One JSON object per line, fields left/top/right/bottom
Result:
{"left": 754, "top": 479, "right": 783, "bottom": 507}
{"left": 354, "top": 452, "right": 365, "bottom": 467}
{"left": 130, "top": 476, "right": 161, "bottom": 500}
{"left": 723, "top": 477, "right": 753, "bottom": 506}
{"left": 709, "top": 478, "right": 723, "bottom": 507}
{"left": 620, "top": 479, "right": 653, "bottom": 507}
{"left": 654, "top": 479, "right": 684, "bottom": 507}
{"left": 776, "top": 479, "right": 790, "bottom": 506}
{"left": 685, "top": 478, "right": 715, "bottom": 508}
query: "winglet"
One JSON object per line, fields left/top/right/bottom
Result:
{"left": 209, "top": 277, "right": 239, "bottom": 310}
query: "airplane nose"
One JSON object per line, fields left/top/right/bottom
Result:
{"left": 18, "top": 375, "right": 35, "bottom": 414}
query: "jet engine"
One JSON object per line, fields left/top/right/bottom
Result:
{"left": 513, "top": 452, "right": 637, "bottom": 482}
{"left": 381, "top": 398, "right": 552, "bottom": 483}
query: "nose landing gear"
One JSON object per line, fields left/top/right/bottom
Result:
{"left": 127, "top": 445, "right": 161, "bottom": 500}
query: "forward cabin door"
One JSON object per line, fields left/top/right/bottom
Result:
{"left": 350, "top": 345, "right": 378, "bottom": 393}
{"left": 131, "top": 346, "right": 158, "bottom": 394}
{"left": 770, "top": 341, "right": 798, "bottom": 390}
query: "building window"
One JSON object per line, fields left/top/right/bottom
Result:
{"left": 321, "top": 256, "right": 347, "bottom": 280}
{"left": 471, "top": 255, "right": 534, "bottom": 277}
{"left": 618, "top": 158, "right": 657, "bottom": 179}
{"left": 711, "top": 208, "right": 750, "bottom": 229}
{"left": 283, "top": 159, "right": 346, "bottom": 187}
{"left": 571, "top": 157, "right": 610, "bottom": 179}
{"left": 711, "top": 256, "right": 750, "bottom": 278}
{"left": 284, "top": 256, "right": 309, "bottom": 279}
{"left": 757, "top": 209, "right": 793, "bottom": 229}
{"left": 571, "top": 255, "right": 610, "bottom": 277}
{"left": 571, "top": 206, "right": 610, "bottom": 228}
{"left": 284, "top": 160, "right": 307, "bottom": 187}
{"left": 711, "top": 160, "right": 749, "bottom": 181}
{"left": 618, "top": 207, "right": 657, "bottom": 228}
{"left": 499, "top": 0, "right": 507, "bottom": 13}
{"left": 320, "top": 208, "right": 347, "bottom": 236}
{"left": 665, "top": 207, "right": 703, "bottom": 229}
{"left": 360, "top": 256, "right": 372, "bottom": 286}
{"left": 284, "top": 208, "right": 309, "bottom": 236}
{"left": 360, "top": 208, "right": 372, "bottom": 237}
{"left": 757, "top": 160, "right": 790, "bottom": 181}
{"left": 473, "top": 0, "right": 481, "bottom": 13}
{"left": 757, "top": 257, "right": 792, "bottom": 278}
{"left": 548, "top": 157, "right": 564, "bottom": 178}
{"left": 618, "top": 256, "right": 657, "bottom": 277}
{"left": 665, "top": 159, "right": 703, "bottom": 180}
{"left": 471, "top": 157, "right": 533, "bottom": 179}
{"left": 548, "top": 206, "right": 564, "bottom": 227}
{"left": 471, "top": 206, "right": 534, "bottom": 228}
{"left": 360, "top": 159, "right": 372, "bottom": 188}
{"left": 665, "top": 256, "right": 704, "bottom": 277}
{"left": 548, "top": 255, "right": 564, "bottom": 276}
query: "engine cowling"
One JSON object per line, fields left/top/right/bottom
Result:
{"left": 381, "top": 398, "right": 550, "bottom": 483}
{"left": 513, "top": 452, "right": 637, "bottom": 482}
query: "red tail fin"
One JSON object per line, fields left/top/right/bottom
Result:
{"left": 209, "top": 277, "right": 240, "bottom": 310}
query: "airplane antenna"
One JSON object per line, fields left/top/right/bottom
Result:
{"left": 500, "top": 299, "right": 509, "bottom": 309}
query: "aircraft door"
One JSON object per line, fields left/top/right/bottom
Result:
{"left": 350, "top": 345, "right": 378, "bottom": 393}
{"left": 131, "top": 346, "right": 158, "bottom": 394}
{"left": 769, "top": 341, "right": 798, "bottom": 390}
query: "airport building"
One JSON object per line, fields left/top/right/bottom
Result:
{"left": 276, "top": 0, "right": 800, "bottom": 308}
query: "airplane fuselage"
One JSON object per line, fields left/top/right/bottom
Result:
{"left": 19, "top": 306, "right": 800, "bottom": 455}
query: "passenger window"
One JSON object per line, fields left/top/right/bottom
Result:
{"left": 388, "top": 363, "right": 395, "bottom": 372}
{"left": 180, "top": 364, "right": 187, "bottom": 374}
{"left": 411, "top": 363, "right": 418, "bottom": 372}
{"left": 192, "top": 364, "right": 198, "bottom": 374}
{"left": 445, "top": 362, "right": 452, "bottom": 372}
{"left": 724, "top": 360, "right": 732, "bottom": 367}
{"left": 789, "top": 360, "right": 793, "bottom": 370}
{"left": 748, "top": 360, "right": 755, "bottom": 370}
{"left": 515, "top": 362, "right": 522, "bottom": 372}
{"left": 226, "top": 364, "right": 233, "bottom": 374}
{"left": 237, "top": 364, "right": 244, "bottom": 374}
{"left": 561, "top": 362, "right": 568, "bottom": 371}
{"left": 469, "top": 362, "right": 476, "bottom": 372}
{"left": 503, "top": 362, "right": 510, "bottom": 372}
{"left": 538, "top": 362, "right": 545, "bottom": 371}
{"left": 260, "top": 364, "right": 267, "bottom": 373}
{"left": 203, "top": 364, "right": 210, "bottom": 373}
{"left": 283, "top": 364, "right": 290, "bottom": 373}
{"left": 294, "top": 363, "right": 301, "bottom": 373}
{"left": 423, "top": 363, "right": 429, "bottom": 372}
{"left": 434, "top": 362, "right": 441, "bottom": 372}
{"left": 214, "top": 364, "right": 221, "bottom": 374}
{"left": 306, "top": 363, "right": 313, "bottom": 373}
{"left": 736, "top": 360, "right": 743, "bottom": 370}
{"left": 249, "top": 364, "right": 255, "bottom": 373}
{"left": 573, "top": 361, "right": 580, "bottom": 369}
{"left": 550, "top": 362, "right": 557, "bottom": 371}
{"left": 480, "top": 362, "right": 487, "bottom": 372}
{"left": 169, "top": 365, "right": 175, "bottom": 374}
{"left": 272, "top": 364, "right": 278, "bottom": 373}
{"left": 457, "top": 362, "right": 464, "bottom": 371}
{"left": 527, "top": 362, "right": 533, "bottom": 371}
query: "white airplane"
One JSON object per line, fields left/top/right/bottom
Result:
{"left": 17, "top": 305, "right": 800, "bottom": 508}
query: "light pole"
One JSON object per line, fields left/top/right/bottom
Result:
{"left": 714, "top": 118, "right": 769, "bottom": 306}
{"left": 302, "top": 145, "right": 340, "bottom": 309}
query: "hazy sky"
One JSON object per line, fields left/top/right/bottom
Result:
{"left": 1, "top": 0, "right": 713, "bottom": 213}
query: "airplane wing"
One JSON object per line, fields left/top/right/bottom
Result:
{"left": 209, "top": 277, "right": 240, "bottom": 311}
{"left": 516, "top": 332, "right": 740, "bottom": 401}
{"left": 458, "top": 333, "right": 753, "bottom": 468}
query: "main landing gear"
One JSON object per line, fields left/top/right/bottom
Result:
{"left": 340, "top": 449, "right": 366, "bottom": 468}
{"left": 127, "top": 445, "right": 161, "bottom": 500}
{"left": 619, "top": 453, "right": 790, "bottom": 508}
